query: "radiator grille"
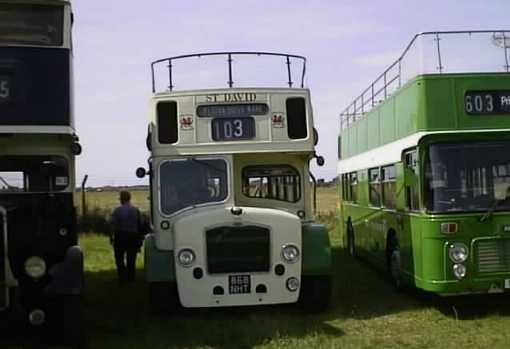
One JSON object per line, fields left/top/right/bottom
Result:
{"left": 476, "top": 239, "right": 510, "bottom": 274}
{"left": 0, "top": 210, "right": 7, "bottom": 310}
{"left": 206, "top": 225, "right": 270, "bottom": 274}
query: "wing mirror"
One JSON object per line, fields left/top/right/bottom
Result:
{"left": 136, "top": 167, "right": 147, "bottom": 178}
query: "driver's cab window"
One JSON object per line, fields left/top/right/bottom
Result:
{"left": 0, "top": 156, "right": 69, "bottom": 193}
{"left": 0, "top": 172, "right": 24, "bottom": 192}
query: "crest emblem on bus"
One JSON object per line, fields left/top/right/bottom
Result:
{"left": 180, "top": 115, "right": 194, "bottom": 130}
{"left": 272, "top": 113, "right": 284, "bottom": 128}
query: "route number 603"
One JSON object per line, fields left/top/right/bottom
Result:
{"left": 465, "top": 93, "right": 494, "bottom": 113}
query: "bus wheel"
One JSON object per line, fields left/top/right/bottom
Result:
{"left": 48, "top": 295, "right": 86, "bottom": 346}
{"left": 298, "top": 275, "right": 332, "bottom": 313}
{"left": 386, "top": 235, "right": 402, "bottom": 290}
{"left": 149, "top": 281, "right": 179, "bottom": 315}
{"left": 347, "top": 221, "right": 356, "bottom": 257}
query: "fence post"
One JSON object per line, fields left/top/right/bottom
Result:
{"left": 81, "top": 174, "right": 88, "bottom": 217}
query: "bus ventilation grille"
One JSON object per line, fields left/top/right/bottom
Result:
{"left": 476, "top": 239, "right": 510, "bottom": 274}
{"left": 206, "top": 225, "right": 270, "bottom": 274}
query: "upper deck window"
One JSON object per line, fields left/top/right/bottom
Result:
{"left": 286, "top": 97, "right": 308, "bottom": 140}
{"left": 0, "top": 4, "right": 64, "bottom": 46}
{"left": 0, "top": 156, "right": 69, "bottom": 193}
{"left": 159, "top": 158, "right": 228, "bottom": 215}
{"left": 157, "top": 101, "right": 178, "bottom": 144}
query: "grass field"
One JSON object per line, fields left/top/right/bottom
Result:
{"left": 4, "top": 188, "right": 510, "bottom": 348}
{"left": 75, "top": 186, "right": 338, "bottom": 216}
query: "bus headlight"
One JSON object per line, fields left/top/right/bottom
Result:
{"left": 453, "top": 264, "right": 467, "bottom": 279}
{"left": 448, "top": 243, "right": 468, "bottom": 263}
{"left": 282, "top": 244, "right": 300, "bottom": 263}
{"left": 177, "top": 249, "right": 196, "bottom": 267}
{"left": 24, "top": 256, "right": 46, "bottom": 278}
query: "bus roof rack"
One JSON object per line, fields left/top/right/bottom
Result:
{"left": 150, "top": 51, "right": 307, "bottom": 93}
{"left": 339, "top": 30, "right": 510, "bottom": 130}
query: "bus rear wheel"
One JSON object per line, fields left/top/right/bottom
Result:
{"left": 298, "top": 275, "right": 332, "bottom": 313}
{"left": 149, "top": 281, "right": 179, "bottom": 315}
{"left": 386, "top": 234, "right": 402, "bottom": 290}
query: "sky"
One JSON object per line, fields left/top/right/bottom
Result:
{"left": 72, "top": 0, "right": 510, "bottom": 187}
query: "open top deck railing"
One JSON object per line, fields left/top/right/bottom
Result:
{"left": 151, "top": 51, "right": 307, "bottom": 93}
{"left": 339, "top": 30, "right": 510, "bottom": 130}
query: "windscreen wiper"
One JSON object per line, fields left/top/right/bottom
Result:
{"left": 0, "top": 175, "right": 12, "bottom": 190}
{"left": 479, "top": 198, "right": 500, "bottom": 222}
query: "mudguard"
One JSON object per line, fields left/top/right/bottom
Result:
{"left": 144, "top": 234, "right": 175, "bottom": 282}
{"left": 44, "top": 245, "right": 83, "bottom": 296}
{"left": 301, "top": 222, "right": 332, "bottom": 276}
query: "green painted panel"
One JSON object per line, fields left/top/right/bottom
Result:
{"left": 380, "top": 97, "right": 396, "bottom": 145}
{"left": 367, "top": 107, "right": 380, "bottom": 149}
{"left": 421, "top": 77, "right": 457, "bottom": 130}
{"left": 395, "top": 82, "right": 420, "bottom": 138}
{"left": 357, "top": 117, "right": 369, "bottom": 153}
{"left": 301, "top": 223, "right": 332, "bottom": 276}
{"left": 144, "top": 234, "right": 175, "bottom": 282}
{"left": 340, "top": 73, "right": 510, "bottom": 159}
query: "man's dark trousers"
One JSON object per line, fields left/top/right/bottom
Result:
{"left": 113, "top": 231, "right": 139, "bottom": 282}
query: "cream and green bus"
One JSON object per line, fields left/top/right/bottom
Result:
{"left": 137, "top": 52, "right": 331, "bottom": 313}
{"left": 338, "top": 30, "right": 510, "bottom": 295}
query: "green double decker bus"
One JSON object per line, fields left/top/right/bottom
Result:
{"left": 337, "top": 30, "right": 510, "bottom": 295}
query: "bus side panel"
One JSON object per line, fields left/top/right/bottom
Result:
{"left": 301, "top": 223, "right": 331, "bottom": 276}
{"left": 144, "top": 234, "right": 175, "bottom": 282}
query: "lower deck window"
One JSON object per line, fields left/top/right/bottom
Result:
{"left": 368, "top": 168, "right": 381, "bottom": 207}
{"left": 242, "top": 165, "right": 301, "bottom": 202}
{"left": 382, "top": 165, "right": 396, "bottom": 208}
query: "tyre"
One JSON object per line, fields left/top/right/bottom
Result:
{"left": 46, "top": 295, "right": 86, "bottom": 347}
{"left": 386, "top": 234, "right": 402, "bottom": 291}
{"left": 298, "top": 275, "right": 332, "bottom": 313}
{"left": 61, "top": 296, "right": 86, "bottom": 346}
{"left": 149, "top": 281, "right": 179, "bottom": 315}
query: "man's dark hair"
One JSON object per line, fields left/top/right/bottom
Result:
{"left": 120, "top": 191, "right": 131, "bottom": 204}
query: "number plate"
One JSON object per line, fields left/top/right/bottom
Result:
{"left": 212, "top": 117, "right": 255, "bottom": 141}
{"left": 0, "top": 75, "right": 11, "bottom": 103}
{"left": 505, "top": 279, "right": 510, "bottom": 289}
{"left": 228, "top": 275, "right": 251, "bottom": 294}
{"left": 465, "top": 90, "right": 510, "bottom": 114}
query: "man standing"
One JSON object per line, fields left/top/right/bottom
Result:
{"left": 111, "top": 191, "right": 142, "bottom": 283}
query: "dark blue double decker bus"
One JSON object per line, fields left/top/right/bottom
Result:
{"left": 0, "top": 0, "right": 84, "bottom": 341}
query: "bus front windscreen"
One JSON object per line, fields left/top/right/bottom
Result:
{"left": 0, "top": 4, "right": 64, "bottom": 46}
{"left": 159, "top": 158, "right": 228, "bottom": 215}
{"left": 425, "top": 141, "right": 510, "bottom": 213}
{"left": 0, "top": 155, "right": 69, "bottom": 193}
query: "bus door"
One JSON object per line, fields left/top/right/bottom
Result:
{"left": 0, "top": 206, "right": 7, "bottom": 311}
{"left": 402, "top": 149, "right": 420, "bottom": 277}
